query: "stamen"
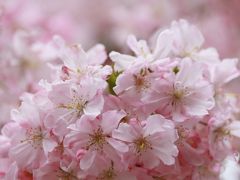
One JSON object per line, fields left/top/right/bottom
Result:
{"left": 21, "top": 127, "right": 44, "bottom": 148}
{"left": 134, "top": 68, "right": 151, "bottom": 91}
{"left": 173, "top": 66, "right": 179, "bottom": 74}
{"left": 98, "top": 161, "right": 116, "bottom": 180}
{"left": 58, "top": 92, "right": 87, "bottom": 118}
{"left": 177, "top": 125, "right": 190, "bottom": 139}
{"left": 134, "top": 75, "right": 146, "bottom": 88}
{"left": 87, "top": 128, "right": 106, "bottom": 150}
{"left": 56, "top": 167, "right": 77, "bottom": 180}
{"left": 54, "top": 141, "right": 65, "bottom": 155}
{"left": 170, "top": 83, "right": 191, "bottom": 106}
{"left": 173, "top": 90, "right": 184, "bottom": 100}
{"left": 214, "top": 127, "right": 230, "bottom": 139}
{"left": 134, "top": 137, "right": 151, "bottom": 153}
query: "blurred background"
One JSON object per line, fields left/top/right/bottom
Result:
{"left": 1, "top": 0, "right": 240, "bottom": 126}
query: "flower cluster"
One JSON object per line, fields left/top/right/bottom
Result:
{"left": 1, "top": 0, "right": 240, "bottom": 129}
{"left": 1, "top": 20, "right": 240, "bottom": 180}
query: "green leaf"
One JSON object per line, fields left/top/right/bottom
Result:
{"left": 107, "top": 69, "right": 122, "bottom": 95}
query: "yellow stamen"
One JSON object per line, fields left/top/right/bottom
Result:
{"left": 134, "top": 137, "right": 151, "bottom": 153}
{"left": 87, "top": 128, "right": 106, "bottom": 150}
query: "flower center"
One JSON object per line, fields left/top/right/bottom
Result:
{"left": 213, "top": 127, "right": 230, "bottom": 141}
{"left": 21, "top": 127, "right": 44, "bottom": 148}
{"left": 98, "top": 162, "right": 116, "bottom": 180}
{"left": 54, "top": 141, "right": 65, "bottom": 155}
{"left": 173, "top": 66, "right": 180, "bottom": 74}
{"left": 171, "top": 82, "right": 191, "bottom": 106}
{"left": 134, "top": 75, "right": 146, "bottom": 88}
{"left": 134, "top": 68, "right": 151, "bottom": 91}
{"left": 87, "top": 128, "right": 106, "bottom": 150}
{"left": 173, "top": 90, "right": 184, "bottom": 100}
{"left": 56, "top": 167, "right": 77, "bottom": 180}
{"left": 177, "top": 125, "right": 190, "bottom": 139}
{"left": 134, "top": 137, "right": 151, "bottom": 153}
{"left": 58, "top": 93, "right": 87, "bottom": 118}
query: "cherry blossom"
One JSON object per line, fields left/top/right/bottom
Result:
{"left": 113, "top": 115, "right": 178, "bottom": 167}
{"left": 0, "top": 18, "right": 240, "bottom": 179}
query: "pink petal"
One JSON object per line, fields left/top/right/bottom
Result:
{"left": 144, "top": 115, "right": 172, "bottom": 136}
{"left": 141, "top": 150, "right": 159, "bottom": 169}
{"left": 84, "top": 94, "right": 104, "bottom": 117}
{"left": 152, "top": 145, "right": 176, "bottom": 165}
{"left": 110, "top": 51, "right": 136, "bottom": 71}
{"left": 42, "top": 139, "right": 57, "bottom": 155}
{"left": 153, "top": 29, "right": 173, "bottom": 59}
{"left": 87, "top": 44, "right": 107, "bottom": 65}
{"left": 114, "top": 73, "right": 135, "bottom": 95}
{"left": 106, "top": 138, "right": 128, "bottom": 153}
{"left": 80, "top": 151, "right": 97, "bottom": 170}
{"left": 9, "top": 143, "right": 38, "bottom": 168}
{"left": 101, "top": 110, "right": 126, "bottom": 134}
{"left": 112, "top": 123, "right": 137, "bottom": 142}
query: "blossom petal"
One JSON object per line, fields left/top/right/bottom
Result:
{"left": 106, "top": 138, "right": 129, "bottom": 153}
{"left": 80, "top": 151, "right": 97, "bottom": 170}
{"left": 101, "top": 110, "right": 126, "bottom": 134}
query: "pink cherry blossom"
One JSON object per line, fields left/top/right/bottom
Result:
{"left": 113, "top": 114, "right": 178, "bottom": 167}
{"left": 48, "top": 79, "right": 105, "bottom": 123}
{"left": 53, "top": 35, "right": 112, "bottom": 83}
{"left": 9, "top": 97, "right": 57, "bottom": 169}
{"left": 65, "top": 110, "right": 127, "bottom": 171}
{"left": 144, "top": 58, "right": 215, "bottom": 121}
